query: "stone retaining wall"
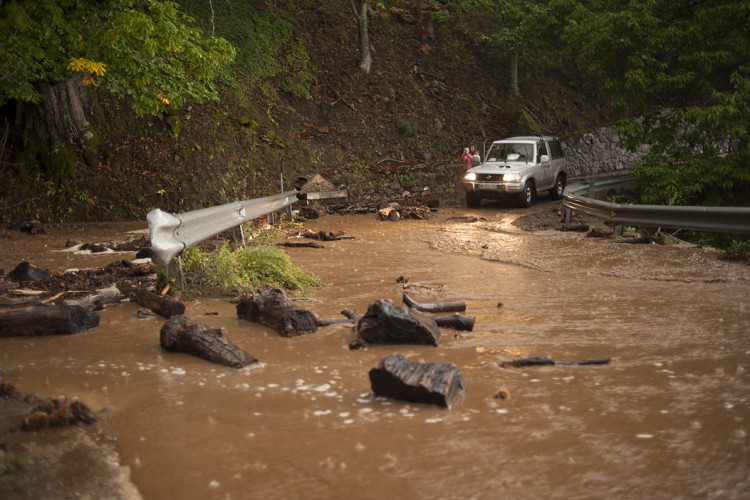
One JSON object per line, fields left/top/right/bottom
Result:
{"left": 562, "top": 126, "right": 650, "bottom": 179}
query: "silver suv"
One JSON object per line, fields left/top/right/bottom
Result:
{"left": 463, "top": 135, "right": 567, "bottom": 208}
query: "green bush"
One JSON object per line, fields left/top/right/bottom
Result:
{"left": 177, "top": 243, "right": 322, "bottom": 298}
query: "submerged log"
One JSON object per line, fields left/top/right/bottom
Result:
{"left": 236, "top": 286, "right": 318, "bottom": 337}
{"left": 0, "top": 304, "right": 99, "bottom": 336}
{"left": 432, "top": 313, "right": 475, "bottom": 331}
{"left": 403, "top": 292, "right": 466, "bottom": 313}
{"left": 355, "top": 299, "right": 440, "bottom": 346}
{"left": 160, "top": 316, "right": 258, "bottom": 368}
{"left": 498, "top": 357, "right": 612, "bottom": 368}
{"left": 276, "top": 241, "right": 325, "bottom": 249}
{"left": 118, "top": 282, "right": 185, "bottom": 318}
{"left": 369, "top": 353, "right": 465, "bottom": 408}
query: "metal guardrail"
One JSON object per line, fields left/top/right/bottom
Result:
{"left": 562, "top": 175, "right": 750, "bottom": 235}
{"left": 147, "top": 190, "right": 299, "bottom": 266}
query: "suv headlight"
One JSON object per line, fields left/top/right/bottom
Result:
{"left": 504, "top": 173, "right": 520, "bottom": 182}
{"left": 464, "top": 172, "right": 477, "bottom": 181}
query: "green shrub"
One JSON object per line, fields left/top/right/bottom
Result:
{"left": 177, "top": 244, "right": 322, "bottom": 298}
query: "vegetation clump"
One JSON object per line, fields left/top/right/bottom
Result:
{"left": 176, "top": 243, "right": 322, "bottom": 299}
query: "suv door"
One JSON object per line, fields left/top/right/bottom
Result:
{"left": 537, "top": 141, "right": 552, "bottom": 189}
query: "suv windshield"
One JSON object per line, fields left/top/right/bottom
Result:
{"left": 485, "top": 143, "right": 534, "bottom": 162}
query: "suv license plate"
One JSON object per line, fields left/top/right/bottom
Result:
{"left": 478, "top": 183, "right": 499, "bottom": 189}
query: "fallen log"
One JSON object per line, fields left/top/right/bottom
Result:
{"left": 0, "top": 303, "right": 99, "bottom": 336}
{"left": 317, "top": 308, "right": 362, "bottom": 327}
{"left": 276, "top": 241, "right": 325, "bottom": 249}
{"left": 403, "top": 292, "right": 466, "bottom": 313}
{"left": 160, "top": 315, "right": 258, "bottom": 368}
{"left": 432, "top": 313, "right": 475, "bottom": 331}
{"left": 369, "top": 353, "right": 465, "bottom": 408}
{"left": 355, "top": 299, "right": 440, "bottom": 346}
{"left": 299, "top": 230, "right": 354, "bottom": 241}
{"left": 498, "top": 357, "right": 612, "bottom": 368}
{"left": 236, "top": 286, "right": 318, "bottom": 337}
{"left": 118, "top": 282, "right": 185, "bottom": 318}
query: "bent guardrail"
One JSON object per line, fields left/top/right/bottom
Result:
{"left": 563, "top": 175, "right": 750, "bottom": 235}
{"left": 147, "top": 190, "right": 299, "bottom": 266}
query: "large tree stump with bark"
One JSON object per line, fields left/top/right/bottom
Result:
{"left": 236, "top": 286, "right": 318, "bottom": 337}
{"left": 369, "top": 354, "right": 465, "bottom": 408}
{"left": 355, "top": 299, "right": 441, "bottom": 346}
{"left": 0, "top": 304, "right": 99, "bottom": 336}
{"left": 160, "top": 316, "right": 258, "bottom": 368}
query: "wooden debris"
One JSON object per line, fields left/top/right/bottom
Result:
{"left": 403, "top": 292, "right": 466, "bottom": 313}
{"left": 299, "top": 230, "right": 354, "bottom": 241}
{"left": 498, "top": 357, "right": 612, "bottom": 368}
{"left": 118, "top": 282, "right": 185, "bottom": 318}
{"left": 432, "top": 313, "right": 474, "bottom": 331}
{"left": 369, "top": 353, "right": 465, "bottom": 408}
{"left": 276, "top": 241, "right": 325, "bottom": 249}
{"left": 0, "top": 303, "right": 100, "bottom": 336}
{"left": 160, "top": 315, "right": 258, "bottom": 368}
{"left": 355, "top": 299, "right": 440, "bottom": 346}
{"left": 236, "top": 286, "right": 318, "bottom": 337}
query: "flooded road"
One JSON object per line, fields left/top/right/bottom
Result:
{"left": 2, "top": 202, "right": 749, "bottom": 499}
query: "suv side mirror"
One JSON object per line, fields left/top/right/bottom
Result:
{"left": 540, "top": 154, "right": 549, "bottom": 163}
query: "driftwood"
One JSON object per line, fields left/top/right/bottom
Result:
{"left": 355, "top": 299, "right": 440, "bottom": 346}
{"left": 317, "top": 308, "right": 361, "bottom": 327}
{"left": 299, "top": 230, "right": 354, "bottom": 241}
{"left": 369, "top": 354, "right": 465, "bottom": 408}
{"left": 0, "top": 303, "right": 100, "bottom": 336}
{"left": 160, "top": 316, "right": 258, "bottom": 368}
{"left": 118, "top": 282, "right": 185, "bottom": 318}
{"left": 236, "top": 286, "right": 318, "bottom": 337}
{"left": 403, "top": 292, "right": 466, "bottom": 313}
{"left": 498, "top": 357, "right": 612, "bottom": 368}
{"left": 614, "top": 236, "right": 653, "bottom": 244}
{"left": 276, "top": 241, "right": 325, "bottom": 249}
{"left": 432, "top": 313, "right": 475, "bottom": 331}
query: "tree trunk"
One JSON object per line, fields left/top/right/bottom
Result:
{"left": 236, "top": 286, "right": 319, "bottom": 337}
{"left": 33, "top": 78, "right": 91, "bottom": 154}
{"left": 0, "top": 304, "right": 100, "bottom": 336}
{"left": 352, "top": 0, "right": 372, "bottom": 73}
{"left": 369, "top": 354, "right": 465, "bottom": 408}
{"left": 355, "top": 299, "right": 441, "bottom": 346}
{"left": 510, "top": 52, "right": 520, "bottom": 97}
{"left": 160, "top": 315, "right": 258, "bottom": 368}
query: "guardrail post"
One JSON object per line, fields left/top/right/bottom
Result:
{"left": 587, "top": 179, "right": 596, "bottom": 198}
{"left": 564, "top": 207, "right": 572, "bottom": 224}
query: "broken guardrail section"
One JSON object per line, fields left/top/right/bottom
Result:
{"left": 147, "top": 190, "right": 299, "bottom": 267}
{"left": 563, "top": 175, "right": 750, "bottom": 235}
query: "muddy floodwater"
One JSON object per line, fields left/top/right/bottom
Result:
{"left": 2, "top": 202, "right": 749, "bottom": 499}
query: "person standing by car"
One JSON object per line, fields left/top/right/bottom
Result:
{"left": 469, "top": 144, "right": 481, "bottom": 166}
{"left": 462, "top": 147, "right": 473, "bottom": 170}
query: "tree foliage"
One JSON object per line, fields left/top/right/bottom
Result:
{"left": 559, "top": 0, "right": 750, "bottom": 206}
{"left": 0, "top": 0, "right": 236, "bottom": 117}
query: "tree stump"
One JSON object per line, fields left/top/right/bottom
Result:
{"left": 236, "top": 286, "right": 318, "bottom": 337}
{"left": 355, "top": 299, "right": 441, "bottom": 346}
{"left": 0, "top": 304, "right": 99, "bottom": 336}
{"left": 118, "top": 283, "right": 185, "bottom": 318}
{"left": 160, "top": 316, "right": 258, "bottom": 368}
{"left": 369, "top": 354, "right": 465, "bottom": 408}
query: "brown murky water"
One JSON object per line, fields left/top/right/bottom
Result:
{"left": 2, "top": 203, "right": 749, "bottom": 499}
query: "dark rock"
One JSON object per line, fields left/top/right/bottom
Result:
{"left": 369, "top": 353, "right": 465, "bottom": 408}
{"left": 8, "top": 261, "right": 51, "bottom": 283}
{"left": 355, "top": 299, "right": 441, "bottom": 346}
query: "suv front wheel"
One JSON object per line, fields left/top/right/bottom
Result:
{"left": 516, "top": 180, "right": 534, "bottom": 208}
